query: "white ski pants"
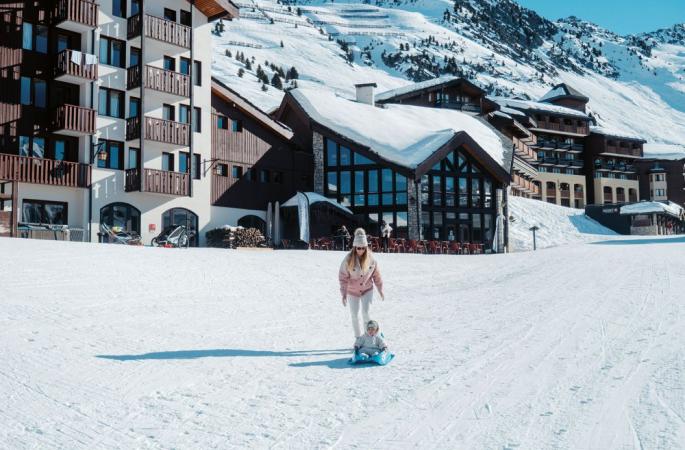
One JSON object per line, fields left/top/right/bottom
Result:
{"left": 348, "top": 289, "right": 373, "bottom": 338}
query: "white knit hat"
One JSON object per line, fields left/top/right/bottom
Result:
{"left": 352, "top": 228, "right": 368, "bottom": 247}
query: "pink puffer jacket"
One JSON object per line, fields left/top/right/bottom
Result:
{"left": 339, "top": 255, "right": 383, "bottom": 298}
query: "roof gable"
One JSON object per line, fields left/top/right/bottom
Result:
{"left": 540, "top": 83, "right": 589, "bottom": 103}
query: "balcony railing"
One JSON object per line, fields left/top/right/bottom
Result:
{"left": 53, "top": 0, "right": 98, "bottom": 29}
{"left": 52, "top": 104, "right": 96, "bottom": 134}
{"left": 436, "top": 101, "right": 480, "bottom": 112}
{"left": 144, "top": 117, "right": 190, "bottom": 146}
{"left": 145, "top": 14, "right": 191, "bottom": 48}
{"left": 511, "top": 174, "right": 540, "bottom": 195}
{"left": 560, "top": 189, "right": 571, "bottom": 198}
{"left": 55, "top": 49, "right": 97, "bottom": 81}
{"left": 125, "top": 167, "right": 190, "bottom": 196}
{"left": 574, "top": 190, "right": 584, "bottom": 199}
{"left": 546, "top": 188, "right": 557, "bottom": 197}
{"left": 127, "top": 65, "right": 141, "bottom": 90}
{"left": 126, "top": 116, "right": 141, "bottom": 141}
{"left": 144, "top": 65, "right": 190, "bottom": 97}
{"left": 532, "top": 140, "right": 584, "bottom": 152}
{"left": 604, "top": 146, "right": 641, "bottom": 157}
{"left": 616, "top": 194, "right": 626, "bottom": 203}
{"left": 0, "top": 153, "right": 90, "bottom": 188}
{"left": 127, "top": 13, "right": 142, "bottom": 39}
{"left": 535, "top": 121, "right": 588, "bottom": 136}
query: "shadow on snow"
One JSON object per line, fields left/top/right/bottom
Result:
{"left": 592, "top": 235, "right": 685, "bottom": 246}
{"left": 96, "top": 348, "right": 351, "bottom": 361}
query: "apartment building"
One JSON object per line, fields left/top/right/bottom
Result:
{"left": 0, "top": 0, "right": 238, "bottom": 245}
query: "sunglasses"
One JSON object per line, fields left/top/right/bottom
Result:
{"left": 355, "top": 247, "right": 366, "bottom": 251}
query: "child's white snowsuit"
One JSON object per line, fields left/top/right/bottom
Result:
{"left": 354, "top": 332, "right": 387, "bottom": 356}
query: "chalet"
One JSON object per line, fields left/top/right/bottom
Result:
{"left": 209, "top": 78, "right": 312, "bottom": 232}
{"left": 276, "top": 86, "right": 513, "bottom": 250}
{"left": 634, "top": 145, "right": 685, "bottom": 208}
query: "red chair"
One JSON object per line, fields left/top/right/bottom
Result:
{"left": 388, "top": 238, "right": 401, "bottom": 253}
{"left": 441, "top": 241, "right": 450, "bottom": 254}
{"left": 468, "top": 243, "right": 480, "bottom": 254}
{"left": 319, "top": 238, "right": 331, "bottom": 250}
{"left": 417, "top": 240, "right": 428, "bottom": 254}
{"left": 369, "top": 236, "right": 380, "bottom": 252}
{"left": 428, "top": 241, "right": 442, "bottom": 254}
{"left": 406, "top": 239, "right": 418, "bottom": 254}
{"left": 448, "top": 242, "right": 461, "bottom": 254}
{"left": 309, "top": 239, "right": 319, "bottom": 250}
{"left": 281, "top": 239, "right": 291, "bottom": 249}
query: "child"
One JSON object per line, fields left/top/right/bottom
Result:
{"left": 354, "top": 320, "right": 388, "bottom": 358}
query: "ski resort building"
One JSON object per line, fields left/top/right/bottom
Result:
{"left": 209, "top": 78, "right": 312, "bottom": 232}
{"left": 0, "top": 0, "right": 238, "bottom": 245}
{"left": 635, "top": 153, "right": 685, "bottom": 208}
{"left": 276, "top": 86, "right": 512, "bottom": 249}
{"left": 494, "top": 84, "right": 593, "bottom": 209}
{"left": 584, "top": 126, "right": 644, "bottom": 205}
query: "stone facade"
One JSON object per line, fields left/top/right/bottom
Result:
{"left": 312, "top": 131, "right": 325, "bottom": 194}
{"left": 407, "top": 179, "right": 421, "bottom": 240}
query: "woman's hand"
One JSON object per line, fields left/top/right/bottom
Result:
{"left": 342, "top": 295, "right": 347, "bottom": 306}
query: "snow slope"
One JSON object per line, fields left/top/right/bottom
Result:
{"left": 508, "top": 196, "right": 617, "bottom": 251}
{"left": 2, "top": 236, "right": 685, "bottom": 449}
{"left": 212, "top": 0, "right": 685, "bottom": 146}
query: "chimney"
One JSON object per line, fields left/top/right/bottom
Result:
{"left": 355, "top": 82, "right": 377, "bottom": 106}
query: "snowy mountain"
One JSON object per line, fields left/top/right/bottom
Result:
{"left": 211, "top": 0, "right": 685, "bottom": 154}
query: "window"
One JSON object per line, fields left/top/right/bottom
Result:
{"left": 56, "top": 34, "right": 69, "bottom": 52}
{"left": 99, "top": 36, "right": 125, "bottom": 67}
{"left": 340, "top": 146, "right": 351, "bottom": 166}
{"left": 259, "top": 169, "right": 269, "bottom": 183}
{"left": 179, "top": 152, "right": 190, "bottom": 173}
{"left": 162, "top": 152, "right": 174, "bottom": 172}
{"left": 164, "top": 8, "right": 176, "bottom": 22}
{"left": 100, "top": 203, "right": 141, "bottom": 234}
{"left": 98, "top": 88, "right": 125, "bottom": 118}
{"left": 129, "top": 47, "right": 140, "bottom": 68}
{"left": 326, "top": 139, "right": 337, "bottom": 166}
{"left": 163, "top": 56, "right": 175, "bottom": 71}
{"left": 22, "top": 200, "right": 68, "bottom": 225}
{"left": 193, "top": 107, "right": 201, "bottom": 132}
{"left": 127, "top": 147, "right": 139, "bottom": 170}
{"left": 112, "top": 0, "right": 126, "bottom": 18}
{"left": 53, "top": 140, "right": 66, "bottom": 161}
{"left": 217, "top": 115, "right": 228, "bottom": 129}
{"left": 217, "top": 163, "right": 228, "bottom": 176}
{"left": 193, "top": 61, "right": 202, "bottom": 86}
{"left": 20, "top": 77, "right": 45, "bottom": 107}
{"left": 131, "top": 0, "right": 140, "bottom": 15}
{"left": 273, "top": 171, "right": 283, "bottom": 184}
{"left": 232, "top": 120, "right": 243, "bottom": 132}
{"left": 163, "top": 104, "right": 175, "bottom": 121}
{"left": 128, "top": 97, "right": 140, "bottom": 119}
{"left": 193, "top": 154, "right": 201, "bottom": 180}
{"left": 353, "top": 151, "right": 374, "bottom": 165}
{"left": 35, "top": 25, "right": 48, "bottom": 53}
{"left": 180, "top": 10, "right": 191, "bottom": 26}
{"left": 18, "top": 136, "right": 45, "bottom": 158}
{"left": 22, "top": 23, "right": 32, "bottom": 50}
{"left": 180, "top": 57, "right": 190, "bottom": 75}
{"left": 97, "top": 141, "right": 124, "bottom": 170}
{"left": 232, "top": 165, "right": 242, "bottom": 178}
{"left": 179, "top": 105, "right": 190, "bottom": 124}
{"left": 21, "top": 23, "right": 47, "bottom": 53}
{"left": 327, "top": 172, "right": 337, "bottom": 195}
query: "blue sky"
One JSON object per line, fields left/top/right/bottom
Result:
{"left": 516, "top": 0, "right": 685, "bottom": 35}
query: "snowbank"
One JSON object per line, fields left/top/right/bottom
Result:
{"left": 508, "top": 196, "right": 617, "bottom": 251}
{"left": 620, "top": 200, "right": 684, "bottom": 218}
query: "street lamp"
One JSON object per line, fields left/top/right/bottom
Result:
{"left": 91, "top": 141, "right": 107, "bottom": 163}
{"left": 529, "top": 225, "right": 539, "bottom": 251}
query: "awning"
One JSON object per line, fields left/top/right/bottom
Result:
{"left": 281, "top": 192, "right": 353, "bottom": 215}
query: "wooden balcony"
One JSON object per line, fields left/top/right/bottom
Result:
{"left": 511, "top": 174, "right": 540, "bottom": 195}
{"left": 535, "top": 121, "right": 588, "bottom": 136}
{"left": 574, "top": 190, "right": 584, "bottom": 199}
{"left": 127, "top": 65, "right": 142, "bottom": 90}
{"left": 55, "top": 49, "right": 97, "bottom": 82}
{"left": 144, "top": 117, "right": 190, "bottom": 146}
{"left": 126, "top": 116, "right": 141, "bottom": 141}
{"left": 616, "top": 193, "right": 626, "bottom": 203}
{"left": 127, "top": 13, "right": 142, "bottom": 39}
{"left": 145, "top": 14, "right": 191, "bottom": 48}
{"left": 604, "top": 146, "right": 641, "bottom": 157}
{"left": 546, "top": 188, "right": 557, "bottom": 198}
{"left": 560, "top": 189, "right": 571, "bottom": 199}
{"left": 144, "top": 65, "right": 190, "bottom": 97}
{"left": 53, "top": 0, "right": 98, "bottom": 32}
{"left": 52, "top": 104, "right": 96, "bottom": 135}
{"left": 125, "top": 168, "right": 190, "bottom": 196}
{"left": 0, "top": 153, "right": 90, "bottom": 188}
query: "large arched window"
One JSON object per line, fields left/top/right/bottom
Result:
{"left": 238, "top": 215, "right": 266, "bottom": 233}
{"left": 100, "top": 203, "right": 140, "bottom": 233}
{"left": 162, "top": 208, "right": 199, "bottom": 247}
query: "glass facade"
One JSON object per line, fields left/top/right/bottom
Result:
{"left": 324, "top": 137, "right": 409, "bottom": 238}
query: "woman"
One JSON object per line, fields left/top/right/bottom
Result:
{"left": 338, "top": 228, "right": 384, "bottom": 337}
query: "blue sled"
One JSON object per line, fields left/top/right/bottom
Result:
{"left": 349, "top": 350, "right": 395, "bottom": 366}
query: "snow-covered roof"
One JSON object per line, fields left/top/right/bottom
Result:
{"left": 289, "top": 88, "right": 511, "bottom": 171}
{"left": 492, "top": 97, "right": 590, "bottom": 120}
{"left": 590, "top": 125, "right": 645, "bottom": 142}
{"left": 375, "top": 76, "right": 471, "bottom": 102}
{"left": 281, "top": 192, "right": 353, "bottom": 214}
{"left": 620, "top": 201, "right": 684, "bottom": 218}
{"left": 642, "top": 143, "right": 685, "bottom": 161}
{"left": 539, "top": 83, "right": 589, "bottom": 103}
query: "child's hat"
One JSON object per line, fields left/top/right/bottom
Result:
{"left": 366, "top": 320, "right": 379, "bottom": 330}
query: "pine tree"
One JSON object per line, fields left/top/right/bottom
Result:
{"left": 237, "top": 68, "right": 244, "bottom": 77}
{"left": 225, "top": 49, "right": 232, "bottom": 57}
{"left": 287, "top": 66, "right": 299, "bottom": 80}
{"left": 271, "top": 74, "right": 283, "bottom": 90}
{"left": 261, "top": 83, "right": 268, "bottom": 91}
{"left": 245, "top": 59, "right": 252, "bottom": 71}
{"left": 280, "top": 40, "right": 284, "bottom": 48}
